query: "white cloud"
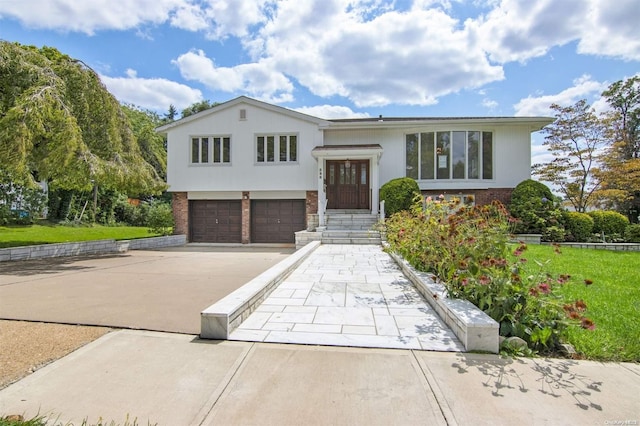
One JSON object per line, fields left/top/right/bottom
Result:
{"left": 471, "top": 0, "right": 640, "bottom": 63}
{"left": 170, "top": 0, "right": 270, "bottom": 40}
{"left": 0, "top": 0, "right": 269, "bottom": 40}
{"left": 3, "top": 0, "right": 639, "bottom": 109}
{"left": 513, "top": 75, "right": 607, "bottom": 116}
{"left": 530, "top": 138, "right": 555, "bottom": 167}
{"left": 0, "top": 0, "right": 183, "bottom": 34}
{"left": 482, "top": 98, "right": 498, "bottom": 109}
{"left": 172, "top": 49, "right": 294, "bottom": 103}
{"left": 470, "top": 0, "right": 587, "bottom": 64}
{"left": 255, "top": 1, "right": 504, "bottom": 107}
{"left": 577, "top": 0, "right": 640, "bottom": 61}
{"left": 294, "top": 105, "right": 371, "bottom": 119}
{"left": 100, "top": 69, "right": 203, "bottom": 112}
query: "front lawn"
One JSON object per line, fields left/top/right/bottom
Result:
{"left": 523, "top": 244, "right": 640, "bottom": 362}
{"left": 0, "top": 222, "right": 160, "bottom": 249}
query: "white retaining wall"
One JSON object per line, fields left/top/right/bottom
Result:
{"left": 0, "top": 235, "right": 186, "bottom": 262}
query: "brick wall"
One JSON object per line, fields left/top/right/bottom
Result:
{"left": 474, "top": 188, "right": 513, "bottom": 206}
{"left": 172, "top": 192, "right": 189, "bottom": 237}
{"left": 306, "top": 191, "right": 318, "bottom": 230}
{"left": 306, "top": 191, "right": 318, "bottom": 215}
{"left": 242, "top": 192, "right": 251, "bottom": 244}
{"left": 421, "top": 188, "right": 513, "bottom": 207}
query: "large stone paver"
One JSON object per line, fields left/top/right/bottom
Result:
{"left": 229, "top": 245, "right": 464, "bottom": 351}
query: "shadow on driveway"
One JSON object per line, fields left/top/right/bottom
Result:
{"left": 0, "top": 247, "right": 294, "bottom": 334}
{"left": 0, "top": 254, "right": 128, "bottom": 277}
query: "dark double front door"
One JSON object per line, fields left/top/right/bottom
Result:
{"left": 326, "top": 160, "right": 370, "bottom": 210}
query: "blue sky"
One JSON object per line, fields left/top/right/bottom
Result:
{"left": 1, "top": 0, "right": 639, "bottom": 165}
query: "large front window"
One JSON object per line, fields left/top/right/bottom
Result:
{"left": 191, "top": 136, "right": 230, "bottom": 164}
{"left": 406, "top": 131, "right": 493, "bottom": 180}
{"left": 256, "top": 134, "right": 298, "bottom": 163}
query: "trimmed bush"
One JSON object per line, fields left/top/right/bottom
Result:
{"left": 379, "top": 177, "right": 420, "bottom": 216}
{"left": 509, "top": 179, "right": 564, "bottom": 236}
{"left": 624, "top": 224, "right": 640, "bottom": 243}
{"left": 588, "top": 211, "right": 630, "bottom": 236}
{"left": 542, "top": 226, "right": 565, "bottom": 243}
{"left": 563, "top": 211, "right": 594, "bottom": 242}
{"left": 146, "top": 200, "right": 174, "bottom": 236}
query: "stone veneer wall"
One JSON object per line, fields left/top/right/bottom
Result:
{"left": 421, "top": 188, "right": 513, "bottom": 206}
{"left": 172, "top": 192, "right": 189, "bottom": 237}
{"left": 0, "top": 235, "right": 187, "bottom": 262}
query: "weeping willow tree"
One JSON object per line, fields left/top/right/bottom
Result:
{"left": 0, "top": 41, "right": 166, "bottom": 196}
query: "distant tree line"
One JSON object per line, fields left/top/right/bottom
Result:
{"left": 533, "top": 76, "right": 640, "bottom": 222}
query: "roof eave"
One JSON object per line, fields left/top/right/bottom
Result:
{"left": 156, "top": 96, "right": 332, "bottom": 133}
{"left": 323, "top": 117, "right": 555, "bottom": 131}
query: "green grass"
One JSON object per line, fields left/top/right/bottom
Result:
{"left": 0, "top": 222, "right": 160, "bottom": 249}
{"left": 0, "top": 414, "right": 155, "bottom": 426}
{"left": 524, "top": 244, "right": 640, "bottom": 362}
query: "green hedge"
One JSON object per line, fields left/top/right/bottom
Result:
{"left": 624, "top": 224, "right": 640, "bottom": 243}
{"left": 509, "top": 179, "right": 563, "bottom": 236}
{"left": 563, "top": 211, "right": 594, "bottom": 242}
{"left": 588, "top": 211, "right": 629, "bottom": 237}
{"left": 379, "top": 177, "right": 420, "bottom": 216}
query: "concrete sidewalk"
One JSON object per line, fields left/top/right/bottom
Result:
{"left": 0, "top": 329, "right": 638, "bottom": 425}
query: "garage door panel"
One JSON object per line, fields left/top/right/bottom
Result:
{"left": 189, "top": 200, "right": 242, "bottom": 243}
{"left": 251, "top": 200, "right": 306, "bottom": 243}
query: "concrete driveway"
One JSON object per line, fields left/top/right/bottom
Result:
{"left": 0, "top": 246, "right": 294, "bottom": 334}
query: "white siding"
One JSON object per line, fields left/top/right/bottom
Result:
{"left": 324, "top": 124, "right": 532, "bottom": 189}
{"left": 165, "top": 99, "right": 538, "bottom": 196}
{"left": 166, "top": 103, "right": 322, "bottom": 192}
{"left": 492, "top": 125, "right": 532, "bottom": 187}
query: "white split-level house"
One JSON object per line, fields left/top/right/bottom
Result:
{"left": 157, "top": 96, "right": 553, "bottom": 245}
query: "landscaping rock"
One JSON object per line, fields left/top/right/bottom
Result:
{"left": 559, "top": 343, "right": 577, "bottom": 358}
{"left": 504, "top": 336, "right": 528, "bottom": 350}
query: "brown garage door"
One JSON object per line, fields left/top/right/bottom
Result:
{"left": 251, "top": 200, "right": 306, "bottom": 243}
{"left": 189, "top": 200, "right": 242, "bottom": 243}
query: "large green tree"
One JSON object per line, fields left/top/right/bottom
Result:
{"left": 121, "top": 104, "right": 167, "bottom": 180}
{"left": 0, "top": 41, "right": 165, "bottom": 195}
{"left": 597, "top": 76, "right": 640, "bottom": 221}
{"left": 180, "top": 100, "right": 218, "bottom": 118}
{"left": 533, "top": 100, "right": 606, "bottom": 212}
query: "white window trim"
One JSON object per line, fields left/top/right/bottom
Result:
{"left": 405, "top": 130, "right": 494, "bottom": 182}
{"left": 255, "top": 133, "right": 299, "bottom": 165}
{"left": 189, "top": 135, "right": 232, "bottom": 166}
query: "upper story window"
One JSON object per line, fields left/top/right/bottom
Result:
{"left": 191, "top": 136, "right": 231, "bottom": 164}
{"left": 406, "top": 131, "right": 493, "bottom": 180}
{"left": 256, "top": 134, "right": 298, "bottom": 164}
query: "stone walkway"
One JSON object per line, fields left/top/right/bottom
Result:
{"left": 229, "top": 244, "right": 464, "bottom": 351}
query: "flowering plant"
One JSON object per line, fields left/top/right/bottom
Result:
{"left": 384, "top": 195, "right": 593, "bottom": 353}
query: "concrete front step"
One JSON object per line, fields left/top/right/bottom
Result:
{"left": 326, "top": 225, "right": 378, "bottom": 231}
{"left": 326, "top": 209, "right": 373, "bottom": 214}
{"left": 325, "top": 214, "right": 379, "bottom": 231}
{"left": 322, "top": 230, "right": 379, "bottom": 237}
{"left": 321, "top": 230, "right": 382, "bottom": 245}
{"left": 321, "top": 238, "right": 382, "bottom": 245}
